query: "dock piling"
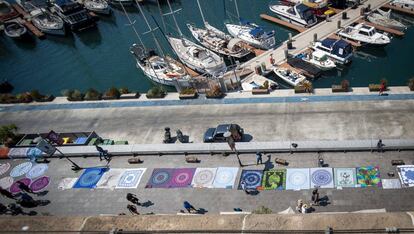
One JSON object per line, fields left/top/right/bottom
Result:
{"left": 313, "top": 33, "right": 318, "bottom": 42}
{"left": 337, "top": 20, "right": 341, "bottom": 29}
{"left": 284, "top": 49, "right": 289, "bottom": 60}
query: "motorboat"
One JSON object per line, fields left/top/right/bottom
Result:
{"left": 391, "top": 0, "right": 414, "bottom": 9}
{"left": 84, "top": 0, "right": 110, "bottom": 15}
{"left": 0, "top": 0, "right": 19, "bottom": 22}
{"left": 303, "top": 0, "right": 335, "bottom": 18}
{"left": 187, "top": 23, "right": 251, "bottom": 58}
{"left": 269, "top": 3, "right": 318, "bottom": 28}
{"left": 225, "top": 20, "right": 275, "bottom": 50}
{"left": 167, "top": 36, "right": 227, "bottom": 76}
{"left": 49, "top": 0, "right": 96, "bottom": 31}
{"left": 273, "top": 67, "right": 306, "bottom": 87}
{"left": 312, "top": 38, "right": 353, "bottom": 65}
{"left": 367, "top": 9, "right": 406, "bottom": 31}
{"left": 298, "top": 50, "right": 336, "bottom": 71}
{"left": 337, "top": 23, "right": 391, "bottom": 46}
{"left": 30, "top": 8, "right": 66, "bottom": 35}
{"left": 3, "top": 21, "right": 27, "bottom": 39}
{"left": 130, "top": 44, "right": 190, "bottom": 86}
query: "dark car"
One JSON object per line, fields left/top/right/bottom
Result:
{"left": 203, "top": 124, "right": 244, "bottom": 143}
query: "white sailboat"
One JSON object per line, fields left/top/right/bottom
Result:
{"left": 367, "top": 9, "right": 406, "bottom": 31}
{"left": 165, "top": 0, "right": 226, "bottom": 76}
{"left": 225, "top": 0, "right": 275, "bottom": 50}
{"left": 128, "top": 0, "right": 190, "bottom": 86}
{"left": 186, "top": 0, "right": 250, "bottom": 59}
{"left": 337, "top": 23, "right": 391, "bottom": 46}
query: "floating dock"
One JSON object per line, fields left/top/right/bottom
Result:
{"left": 260, "top": 14, "right": 306, "bottom": 33}
{"left": 356, "top": 19, "right": 405, "bottom": 36}
{"left": 11, "top": 4, "right": 45, "bottom": 39}
{"left": 328, "top": 34, "right": 362, "bottom": 47}
{"left": 241, "top": 43, "right": 266, "bottom": 57}
{"left": 382, "top": 3, "right": 414, "bottom": 16}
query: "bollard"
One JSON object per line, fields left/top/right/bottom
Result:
{"left": 326, "top": 13, "right": 330, "bottom": 22}
{"left": 284, "top": 49, "right": 289, "bottom": 60}
{"left": 287, "top": 41, "right": 293, "bottom": 50}
{"left": 313, "top": 33, "right": 317, "bottom": 42}
{"left": 337, "top": 20, "right": 341, "bottom": 29}
{"left": 367, "top": 4, "right": 371, "bottom": 11}
{"left": 260, "top": 62, "right": 266, "bottom": 74}
{"left": 342, "top": 11, "right": 347, "bottom": 19}
{"left": 288, "top": 33, "right": 292, "bottom": 41}
{"left": 255, "top": 65, "right": 262, "bottom": 75}
{"left": 360, "top": 7, "right": 365, "bottom": 16}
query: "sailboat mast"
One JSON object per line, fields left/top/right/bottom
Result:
{"left": 234, "top": 0, "right": 240, "bottom": 21}
{"left": 196, "top": 0, "right": 206, "bottom": 25}
{"left": 119, "top": 2, "right": 146, "bottom": 51}
{"left": 135, "top": 0, "right": 164, "bottom": 57}
{"left": 156, "top": 0, "right": 167, "bottom": 32}
{"left": 166, "top": 0, "right": 182, "bottom": 37}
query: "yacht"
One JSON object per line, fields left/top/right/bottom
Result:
{"left": 391, "top": 0, "right": 414, "bottom": 9}
{"left": 130, "top": 44, "right": 190, "bottom": 87}
{"left": 337, "top": 23, "right": 391, "bottom": 46}
{"left": 312, "top": 38, "right": 353, "bottom": 65}
{"left": 49, "top": 0, "right": 96, "bottom": 31}
{"left": 298, "top": 50, "right": 336, "bottom": 71}
{"left": 273, "top": 67, "right": 306, "bottom": 87}
{"left": 30, "top": 8, "right": 66, "bottom": 35}
{"left": 0, "top": 0, "right": 19, "bottom": 22}
{"left": 225, "top": 21, "right": 275, "bottom": 50}
{"left": 367, "top": 9, "right": 406, "bottom": 31}
{"left": 269, "top": 3, "right": 318, "bottom": 28}
{"left": 167, "top": 36, "right": 226, "bottom": 76}
{"left": 3, "top": 21, "right": 27, "bottom": 39}
{"left": 187, "top": 23, "right": 251, "bottom": 59}
{"left": 84, "top": 0, "right": 110, "bottom": 15}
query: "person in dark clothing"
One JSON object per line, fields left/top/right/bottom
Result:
{"left": 16, "top": 181, "right": 35, "bottom": 194}
{"left": 126, "top": 193, "right": 141, "bottom": 205}
{"left": 96, "top": 145, "right": 110, "bottom": 162}
{"left": 127, "top": 204, "right": 139, "bottom": 215}
{"left": 377, "top": 139, "right": 384, "bottom": 153}
{"left": 311, "top": 189, "right": 320, "bottom": 206}
{"left": 256, "top": 152, "right": 263, "bottom": 165}
{"left": 0, "top": 186, "right": 16, "bottom": 200}
{"left": 183, "top": 201, "right": 197, "bottom": 213}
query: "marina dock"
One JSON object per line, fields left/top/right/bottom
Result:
{"left": 242, "top": 0, "right": 391, "bottom": 71}
{"left": 382, "top": 3, "right": 414, "bottom": 16}
{"left": 356, "top": 19, "right": 405, "bottom": 36}
{"left": 328, "top": 34, "right": 361, "bottom": 47}
{"left": 260, "top": 14, "right": 306, "bottom": 33}
{"left": 11, "top": 4, "right": 45, "bottom": 39}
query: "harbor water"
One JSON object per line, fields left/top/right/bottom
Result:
{"left": 0, "top": 0, "right": 413, "bottom": 95}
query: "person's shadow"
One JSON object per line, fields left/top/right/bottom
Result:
{"left": 140, "top": 201, "right": 154, "bottom": 208}
{"left": 318, "top": 196, "right": 330, "bottom": 206}
{"left": 264, "top": 155, "right": 274, "bottom": 171}
{"left": 196, "top": 208, "right": 208, "bottom": 214}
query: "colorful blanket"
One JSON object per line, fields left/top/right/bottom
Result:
{"left": 261, "top": 169, "right": 286, "bottom": 190}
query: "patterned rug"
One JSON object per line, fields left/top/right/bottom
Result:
{"left": 310, "top": 168, "right": 334, "bottom": 189}
{"left": 26, "top": 164, "right": 48, "bottom": 179}
{"left": 26, "top": 148, "right": 43, "bottom": 161}
{"left": 7, "top": 148, "right": 29, "bottom": 159}
{"left": 96, "top": 168, "right": 124, "bottom": 189}
{"left": 212, "top": 167, "right": 239, "bottom": 189}
{"left": 58, "top": 178, "right": 78, "bottom": 190}
{"left": 10, "top": 162, "right": 33, "bottom": 178}
{"left": 334, "top": 168, "right": 357, "bottom": 188}
{"left": 0, "top": 163, "right": 11, "bottom": 176}
{"left": 191, "top": 168, "right": 217, "bottom": 188}
{"left": 116, "top": 169, "right": 146, "bottom": 189}
{"left": 397, "top": 165, "right": 414, "bottom": 187}
{"left": 30, "top": 176, "right": 50, "bottom": 192}
{"left": 382, "top": 179, "right": 402, "bottom": 189}
{"left": 356, "top": 166, "right": 382, "bottom": 187}
{"left": 0, "top": 176, "right": 14, "bottom": 189}
{"left": 169, "top": 168, "right": 196, "bottom": 188}
{"left": 261, "top": 169, "right": 286, "bottom": 190}
{"left": 238, "top": 170, "right": 264, "bottom": 190}
{"left": 9, "top": 178, "right": 31, "bottom": 194}
{"left": 286, "top": 168, "right": 310, "bottom": 190}
{"left": 73, "top": 167, "right": 107, "bottom": 189}
{"left": 146, "top": 168, "right": 174, "bottom": 188}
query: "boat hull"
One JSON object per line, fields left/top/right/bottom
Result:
{"left": 225, "top": 24, "right": 275, "bottom": 50}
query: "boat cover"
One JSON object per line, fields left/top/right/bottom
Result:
{"left": 249, "top": 27, "right": 264, "bottom": 37}
{"left": 227, "top": 38, "right": 243, "bottom": 50}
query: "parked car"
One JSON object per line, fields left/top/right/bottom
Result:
{"left": 203, "top": 124, "right": 244, "bottom": 143}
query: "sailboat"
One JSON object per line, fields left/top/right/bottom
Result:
{"left": 127, "top": 0, "right": 190, "bottom": 86}
{"left": 164, "top": 0, "right": 226, "bottom": 76}
{"left": 186, "top": 0, "right": 250, "bottom": 59}
{"left": 225, "top": 0, "right": 275, "bottom": 50}
{"left": 367, "top": 9, "right": 406, "bottom": 31}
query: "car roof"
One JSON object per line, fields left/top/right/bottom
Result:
{"left": 216, "top": 124, "right": 231, "bottom": 134}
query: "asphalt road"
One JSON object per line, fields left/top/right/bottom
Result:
{"left": 1, "top": 151, "right": 413, "bottom": 216}
{"left": 0, "top": 99, "right": 413, "bottom": 144}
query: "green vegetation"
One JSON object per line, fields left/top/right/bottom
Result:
{"left": 180, "top": 87, "right": 196, "bottom": 95}
{"left": 119, "top": 87, "right": 129, "bottom": 94}
{"left": 252, "top": 206, "right": 272, "bottom": 214}
{"left": 0, "top": 124, "right": 18, "bottom": 147}
{"left": 408, "top": 78, "right": 414, "bottom": 91}
{"left": 206, "top": 85, "right": 224, "bottom": 98}
{"left": 105, "top": 87, "right": 121, "bottom": 99}
{"left": 84, "top": 88, "right": 102, "bottom": 101}
{"left": 341, "top": 79, "right": 350, "bottom": 91}
{"left": 65, "top": 89, "right": 84, "bottom": 101}
{"left": 260, "top": 81, "right": 269, "bottom": 90}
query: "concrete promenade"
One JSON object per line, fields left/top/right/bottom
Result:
{"left": 242, "top": 0, "right": 390, "bottom": 69}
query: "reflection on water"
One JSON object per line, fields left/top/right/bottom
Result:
{"left": 77, "top": 27, "right": 102, "bottom": 48}
{"left": 13, "top": 36, "right": 37, "bottom": 50}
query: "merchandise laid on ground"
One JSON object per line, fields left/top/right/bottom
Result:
{"left": 2, "top": 161, "right": 413, "bottom": 192}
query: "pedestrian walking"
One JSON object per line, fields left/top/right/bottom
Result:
{"left": 256, "top": 152, "right": 263, "bottom": 165}
{"left": 240, "top": 179, "right": 249, "bottom": 194}
{"left": 183, "top": 201, "right": 197, "bottom": 213}
{"left": 296, "top": 199, "right": 303, "bottom": 213}
{"left": 127, "top": 204, "right": 140, "bottom": 215}
{"left": 96, "top": 145, "right": 110, "bottom": 162}
{"left": 377, "top": 139, "right": 384, "bottom": 153}
{"left": 0, "top": 186, "right": 16, "bottom": 200}
{"left": 269, "top": 54, "right": 275, "bottom": 66}
{"left": 311, "top": 189, "right": 319, "bottom": 206}
{"left": 126, "top": 193, "right": 141, "bottom": 205}
{"left": 379, "top": 83, "right": 386, "bottom": 96}
{"left": 16, "top": 181, "right": 35, "bottom": 194}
